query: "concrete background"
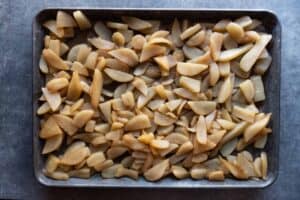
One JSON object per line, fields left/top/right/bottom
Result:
{"left": 0, "top": 0, "right": 299, "bottom": 199}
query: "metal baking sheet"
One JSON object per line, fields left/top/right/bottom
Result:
{"left": 33, "top": 8, "right": 281, "bottom": 188}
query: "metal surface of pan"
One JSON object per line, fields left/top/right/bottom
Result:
{"left": 33, "top": 8, "right": 281, "bottom": 188}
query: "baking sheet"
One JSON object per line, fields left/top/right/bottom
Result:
{"left": 33, "top": 8, "right": 281, "bottom": 188}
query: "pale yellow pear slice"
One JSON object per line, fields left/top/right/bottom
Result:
{"left": 209, "top": 62, "right": 220, "bottom": 86}
{"left": 42, "top": 87, "right": 62, "bottom": 111}
{"left": 239, "top": 79, "right": 255, "bottom": 102}
{"left": 90, "top": 69, "right": 103, "bottom": 109}
{"left": 186, "top": 30, "right": 205, "bottom": 47}
{"left": 99, "top": 101, "right": 112, "bottom": 123}
{"left": 88, "top": 37, "right": 115, "bottom": 50}
{"left": 104, "top": 68, "right": 133, "bottom": 82}
{"left": 94, "top": 21, "right": 112, "bottom": 40}
{"left": 48, "top": 39, "right": 60, "bottom": 56}
{"left": 46, "top": 78, "right": 69, "bottom": 93}
{"left": 148, "top": 37, "right": 173, "bottom": 47}
{"left": 56, "top": 11, "right": 77, "bottom": 28}
{"left": 131, "top": 34, "right": 146, "bottom": 50}
{"left": 140, "top": 44, "right": 166, "bottom": 62}
{"left": 53, "top": 114, "right": 78, "bottom": 136}
{"left": 72, "top": 110, "right": 95, "bottom": 128}
{"left": 244, "top": 113, "right": 271, "bottom": 142}
{"left": 71, "top": 61, "right": 89, "bottom": 76}
{"left": 210, "top": 32, "right": 224, "bottom": 60}
{"left": 132, "top": 77, "right": 148, "bottom": 96}
{"left": 150, "top": 139, "right": 170, "bottom": 150}
{"left": 144, "top": 159, "right": 169, "bottom": 181}
{"left": 150, "top": 30, "right": 169, "bottom": 39}
{"left": 108, "top": 48, "right": 138, "bottom": 67}
{"left": 73, "top": 10, "right": 91, "bottom": 30}
{"left": 171, "top": 18, "right": 183, "bottom": 47}
{"left": 196, "top": 116, "right": 207, "bottom": 144}
{"left": 137, "top": 87, "right": 156, "bottom": 108}
{"left": 154, "top": 112, "right": 176, "bottom": 126}
{"left": 176, "top": 62, "right": 208, "bottom": 76}
{"left": 218, "top": 75, "right": 233, "bottom": 103}
{"left": 188, "top": 101, "right": 217, "bottom": 115}
{"left": 232, "top": 105, "right": 256, "bottom": 123}
{"left": 234, "top": 16, "right": 253, "bottom": 28}
{"left": 171, "top": 165, "right": 189, "bottom": 179}
{"left": 180, "top": 24, "right": 201, "bottom": 40}
{"left": 179, "top": 76, "right": 201, "bottom": 93}
{"left": 42, "top": 49, "right": 69, "bottom": 70}
{"left": 42, "top": 134, "right": 64, "bottom": 154}
{"left": 240, "top": 34, "right": 272, "bottom": 72}
{"left": 43, "top": 20, "right": 64, "bottom": 38}
{"left": 86, "top": 152, "right": 106, "bottom": 167}
{"left": 176, "top": 141, "right": 193, "bottom": 156}
{"left": 121, "top": 16, "right": 152, "bottom": 30}
{"left": 213, "top": 19, "right": 231, "bottom": 32}
{"left": 84, "top": 51, "right": 98, "bottom": 70}
{"left": 165, "top": 99, "right": 182, "bottom": 112}
{"left": 39, "top": 117, "right": 63, "bottom": 139}
{"left": 217, "top": 44, "right": 253, "bottom": 62}
{"left": 67, "top": 71, "right": 82, "bottom": 101}
{"left": 112, "top": 32, "right": 125, "bottom": 46}
{"left": 226, "top": 22, "right": 245, "bottom": 41}
{"left": 61, "top": 142, "right": 90, "bottom": 165}
{"left": 37, "top": 102, "right": 51, "bottom": 115}
{"left": 154, "top": 55, "right": 177, "bottom": 73}
{"left": 125, "top": 114, "right": 151, "bottom": 131}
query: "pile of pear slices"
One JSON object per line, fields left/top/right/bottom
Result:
{"left": 38, "top": 10, "right": 272, "bottom": 181}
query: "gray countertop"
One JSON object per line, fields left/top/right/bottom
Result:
{"left": 0, "top": 0, "right": 299, "bottom": 199}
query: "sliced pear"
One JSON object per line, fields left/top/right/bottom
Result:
{"left": 46, "top": 78, "right": 69, "bottom": 93}
{"left": 39, "top": 117, "right": 62, "bottom": 139}
{"left": 176, "top": 62, "right": 208, "bottom": 76}
{"left": 179, "top": 76, "right": 201, "bottom": 93}
{"left": 73, "top": 10, "right": 91, "bottom": 30}
{"left": 125, "top": 114, "right": 151, "bottom": 131}
{"left": 226, "top": 22, "right": 245, "bottom": 41}
{"left": 94, "top": 21, "right": 112, "bottom": 40}
{"left": 71, "top": 61, "right": 89, "bottom": 76}
{"left": 42, "top": 134, "right": 64, "bottom": 154}
{"left": 240, "top": 34, "right": 272, "bottom": 72}
{"left": 42, "top": 49, "right": 69, "bottom": 70}
{"left": 72, "top": 110, "right": 94, "bottom": 128}
{"left": 42, "top": 87, "right": 62, "bottom": 111}
{"left": 140, "top": 44, "right": 166, "bottom": 62}
{"left": 154, "top": 112, "right": 176, "bottom": 126}
{"left": 56, "top": 11, "right": 77, "bottom": 28}
{"left": 196, "top": 116, "right": 207, "bottom": 144}
{"left": 213, "top": 19, "right": 231, "bottom": 32}
{"left": 90, "top": 69, "right": 103, "bottom": 109}
{"left": 121, "top": 16, "right": 152, "bottom": 30}
{"left": 244, "top": 113, "right": 271, "bottom": 142}
{"left": 67, "top": 71, "right": 82, "bottom": 101}
{"left": 144, "top": 159, "right": 169, "bottom": 181}
{"left": 218, "top": 75, "right": 234, "bottom": 103}
{"left": 180, "top": 23, "right": 201, "bottom": 40}
{"left": 132, "top": 77, "right": 148, "bottom": 96}
{"left": 210, "top": 32, "right": 224, "bottom": 60}
{"left": 218, "top": 44, "right": 253, "bottom": 62}
{"left": 53, "top": 114, "right": 78, "bottom": 136}
{"left": 186, "top": 30, "right": 205, "bottom": 47}
{"left": 104, "top": 68, "right": 133, "bottom": 82}
{"left": 188, "top": 101, "right": 216, "bottom": 115}
{"left": 61, "top": 142, "right": 90, "bottom": 165}
{"left": 88, "top": 37, "right": 115, "bottom": 50}
{"left": 109, "top": 48, "right": 138, "bottom": 67}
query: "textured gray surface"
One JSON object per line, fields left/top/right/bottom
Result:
{"left": 0, "top": 0, "right": 299, "bottom": 199}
